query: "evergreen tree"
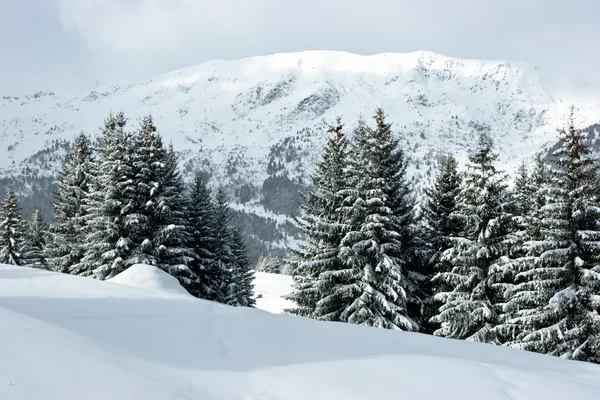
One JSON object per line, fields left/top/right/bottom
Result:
{"left": 46, "top": 133, "right": 93, "bottom": 272}
{"left": 151, "top": 144, "right": 198, "bottom": 289}
{"left": 187, "top": 173, "right": 220, "bottom": 300}
{"left": 75, "top": 112, "right": 136, "bottom": 279}
{"left": 336, "top": 109, "right": 419, "bottom": 331}
{"left": 286, "top": 118, "right": 351, "bottom": 320}
{"left": 212, "top": 186, "right": 234, "bottom": 303}
{"left": 421, "top": 153, "right": 462, "bottom": 331}
{"left": 431, "top": 133, "right": 512, "bottom": 342}
{"left": 0, "top": 190, "right": 24, "bottom": 266}
{"left": 20, "top": 209, "right": 49, "bottom": 269}
{"left": 126, "top": 115, "right": 167, "bottom": 266}
{"left": 256, "top": 255, "right": 283, "bottom": 274}
{"left": 226, "top": 227, "right": 256, "bottom": 307}
{"left": 500, "top": 119, "right": 600, "bottom": 362}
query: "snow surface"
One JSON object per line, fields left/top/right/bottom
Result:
{"left": 2, "top": 264, "right": 600, "bottom": 400}
{"left": 108, "top": 264, "right": 191, "bottom": 297}
{"left": 253, "top": 271, "right": 295, "bottom": 314}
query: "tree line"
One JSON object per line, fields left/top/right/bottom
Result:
{"left": 286, "top": 108, "right": 600, "bottom": 364}
{"left": 0, "top": 112, "right": 254, "bottom": 307}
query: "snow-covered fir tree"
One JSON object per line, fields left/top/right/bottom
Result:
{"left": 150, "top": 144, "right": 199, "bottom": 290}
{"left": 20, "top": 209, "right": 49, "bottom": 269}
{"left": 286, "top": 118, "right": 352, "bottom": 320}
{"left": 226, "top": 226, "right": 256, "bottom": 307}
{"left": 336, "top": 109, "right": 420, "bottom": 330}
{"left": 430, "top": 133, "right": 513, "bottom": 342}
{"left": 126, "top": 115, "right": 168, "bottom": 266}
{"left": 187, "top": 173, "right": 220, "bottom": 300}
{"left": 46, "top": 133, "right": 93, "bottom": 272}
{"left": 0, "top": 190, "right": 25, "bottom": 266}
{"left": 211, "top": 186, "right": 235, "bottom": 303}
{"left": 256, "top": 254, "right": 284, "bottom": 274}
{"left": 499, "top": 118, "right": 600, "bottom": 362}
{"left": 421, "top": 153, "right": 462, "bottom": 332}
{"left": 74, "top": 112, "right": 136, "bottom": 279}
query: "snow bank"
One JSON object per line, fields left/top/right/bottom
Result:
{"left": 1, "top": 264, "right": 600, "bottom": 400}
{"left": 253, "top": 271, "right": 295, "bottom": 313}
{"left": 107, "top": 264, "right": 190, "bottom": 297}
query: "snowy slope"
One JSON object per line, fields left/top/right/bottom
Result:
{"left": 253, "top": 271, "right": 295, "bottom": 314}
{"left": 1, "top": 265, "right": 600, "bottom": 400}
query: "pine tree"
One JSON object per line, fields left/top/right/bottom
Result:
{"left": 430, "top": 133, "right": 512, "bottom": 342}
{"left": 187, "top": 173, "right": 221, "bottom": 300}
{"left": 336, "top": 109, "right": 419, "bottom": 331}
{"left": 421, "top": 153, "right": 462, "bottom": 332}
{"left": 151, "top": 144, "right": 198, "bottom": 289}
{"left": 126, "top": 115, "right": 167, "bottom": 266}
{"left": 0, "top": 190, "right": 24, "bottom": 266}
{"left": 75, "top": 112, "right": 136, "bottom": 279}
{"left": 20, "top": 209, "right": 49, "bottom": 269}
{"left": 500, "top": 118, "right": 600, "bottom": 362}
{"left": 46, "top": 133, "right": 93, "bottom": 272}
{"left": 227, "top": 227, "right": 256, "bottom": 307}
{"left": 256, "top": 255, "right": 283, "bottom": 274}
{"left": 210, "top": 186, "right": 236, "bottom": 303}
{"left": 286, "top": 118, "right": 352, "bottom": 321}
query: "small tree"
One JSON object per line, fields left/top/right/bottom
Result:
{"left": 20, "top": 209, "right": 49, "bottom": 269}
{"left": 0, "top": 190, "right": 24, "bottom": 266}
{"left": 227, "top": 227, "right": 255, "bottom": 307}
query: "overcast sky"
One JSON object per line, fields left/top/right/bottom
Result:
{"left": 1, "top": 0, "right": 599, "bottom": 95}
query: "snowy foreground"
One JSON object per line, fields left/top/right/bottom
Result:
{"left": 2, "top": 265, "right": 600, "bottom": 400}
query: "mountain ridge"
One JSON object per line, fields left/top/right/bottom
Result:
{"left": 1, "top": 50, "right": 599, "bottom": 260}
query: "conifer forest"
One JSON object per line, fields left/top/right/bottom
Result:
{"left": 1, "top": 107, "right": 599, "bottom": 364}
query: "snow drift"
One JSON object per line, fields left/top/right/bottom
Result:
{"left": 108, "top": 263, "right": 191, "bottom": 297}
{"left": 1, "top": 264, "right": 599, "bottom": 400}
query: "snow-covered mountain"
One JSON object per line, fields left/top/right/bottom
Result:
{"left": 2, "top": 50, "right": 600, "bottom": 258}
{"left": 2, "top": 264, "right": 600, "bottom": 399}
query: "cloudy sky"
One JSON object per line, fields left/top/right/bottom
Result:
{"left": 1, "top": 0, "right": 599, "bottom": 94}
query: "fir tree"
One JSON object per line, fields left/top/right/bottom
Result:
{"left": 212, "top": 186, "right": 234, "bottom": 303}
{"left": 431, "top": 133, "right": 512, "bottom": 342}
{"left": 500, "top": 118, "right": 600, "bottom": 362}
{"left": 126, "top": 115, "right": 167, "bottom": 266}
{"left": 187, "top": 173, "right": 220, "bottom": 300}
{"left": 46, "top": 133, "right": 93, "bottom": 272}
{"left": 227, "top": 227, "right": 256, "bottom": 307}
{"left": 0, "top": 190, "right": 24, "bottom": 266}
{"left": 151, "top": 144, "right": 198, "bottom": 289}
{"left": 20, "top": 209, "right": 49, "bottom": 269}
{"left": 336, "top": 109, "right": 419, "bottom": 331}
{"left": 286, "top": 118, "right": 351, "bottom": 320}
{"left": 421, "top": 153, "right": 462, "bottom": 331}
{"left": 75, "top": 112, "right": 136, "bottom": 279}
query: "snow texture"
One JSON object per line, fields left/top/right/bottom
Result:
{"left": 253, "top": 271, "right": 295, "bottom": 313}
{"left": 108, "top": 263, "right": 191, "bottom": 297}
{"left": 1, "top": 264, "right": 600, "bottom": 400}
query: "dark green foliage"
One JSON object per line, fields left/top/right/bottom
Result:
{"left": 0, "top": 190, "right": 24, "bottom": 266}
{"left": 20, "top": 208, "right": 49, "bottom": 269}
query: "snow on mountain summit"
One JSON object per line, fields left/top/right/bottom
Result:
{"left": 1, "top": 50, "right": 599, "bottom": 257}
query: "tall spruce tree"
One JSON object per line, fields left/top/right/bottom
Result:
{"left": 126, "top": 115, "right": 167, "bottom": 266}
{"left": 20, "top": 209, "right": 49, "bottom": 269}
{"left": 0, "top": 190, "right": 24, "bottom": 266}
{"left": 431, "top": 133, "right": 513, "bottom": 342}
{"left": 187, "top": 173, "right": 221, "bottom": 299}
{"left": 46, "top": 133, "right": 93, "bottom": 272}
{"left": 212, "top": 186, "right": 234, "bottom": 303}
{"left": 286, "top": 118, "right": 352, "bottom": 321}
{"left": 227, "top": 226, "right": 256, "bottom": 307}
{"left": 75, "top": 112, "right": 136, "bottom": 279}
{"left": 421, "top": 153, "right": 462, "bottom": 332}
{"left": 151, "top": 144, "right": 199, "bottom": 289}
{"left": 499, "top": 119, "right": 600, "bottom": 362}
{"left": 336, "top": 109, "right": 419, "bottom": 331}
